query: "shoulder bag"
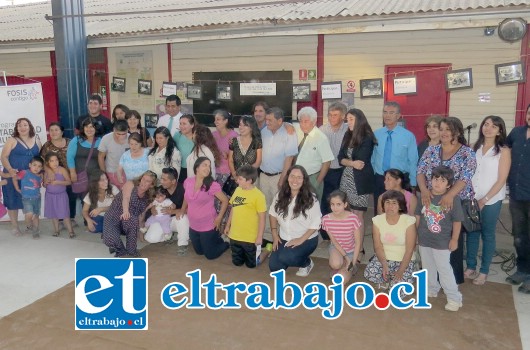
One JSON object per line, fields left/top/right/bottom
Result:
{"left": 71, "top": 138, "right": 96, "bottom": 194}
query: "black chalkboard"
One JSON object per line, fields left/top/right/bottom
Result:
{"left": 192, "top": 71, "right": 293, "bottom": 126}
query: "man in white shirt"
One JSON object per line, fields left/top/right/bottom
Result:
{"left": 157, "top": 94, "right": 183, "bottom": 137}
{"left": 294, "top": 107, "right": 334, "bottom": 201}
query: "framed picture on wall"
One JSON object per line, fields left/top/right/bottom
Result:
{"left": 161, "top": 82, "right": 177, "bottom": 97}
{"left": 138, "top": 79, "right": 152, "bottom": 95}
{"left": 144, "top": 114, "right": 159, "bottom": 128}
{"left": 393, "top": 75, "right": 417, "bottom": 95}
{"left": 216, "top": 84, "right": 232, "bottom": 100}
{"left": 360, "top": 78, "right": 383, "bottom": 98}
{"left": 495, "top": 61, "right": 525, "bottom": 85}
{"left": 292, "top": 84, "right": 311, "bottom": 101}
{"left": 187, "top": 84, "right": 203, "bottom": 100}
{"left": 445, "top": 68, "right": 473, "bottom": 91}
{"left": 111, "top": 77, "right": 126, "bottom": 92}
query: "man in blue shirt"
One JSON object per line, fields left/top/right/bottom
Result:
{"left": 371, "top": 101, "right": 418, "bottom": 208}
{"left": 506, "top": 104, "right": 530, "bottom": 294}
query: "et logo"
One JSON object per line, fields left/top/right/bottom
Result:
{"left": 75, "top": 259, "right": 148, "bottom": 330}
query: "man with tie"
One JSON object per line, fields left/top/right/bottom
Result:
{"left": 294, "top": 107, "right": 334, "bottom": 201}
{"left": 371, "top": 101, "right": 418, "bottom": 208}
{"left": 157, "top": 94, "right": 182, "bottom": 137}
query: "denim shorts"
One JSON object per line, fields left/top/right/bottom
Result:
{"left": 22, "top": 197, "right": 41, "bottom": 216}
{"left": 329, "top": 243, "right": 354, "bottom": 261}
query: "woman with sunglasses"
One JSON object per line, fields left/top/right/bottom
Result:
{"left": 102, "top": 170, "right": 157, "bottom": 257}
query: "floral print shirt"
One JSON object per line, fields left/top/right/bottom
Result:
{"left": 417, "top": 144, "right": 477, "bottom": 200}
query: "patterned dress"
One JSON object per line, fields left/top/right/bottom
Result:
{"left": 102, "top": 187, "right": 150, "bottom": 257}
{"left": 44, "top": 172, "right": 69, "bottom": 219}
{"left": 339, "top": 147, "right": 368, "bottom": 210}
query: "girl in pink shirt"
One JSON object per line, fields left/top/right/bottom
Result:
{"left": 322, "top": 190, "right": 362, "bottom": 283}
{"left": 181, "top": 157, "right": 229, "bottom": 259}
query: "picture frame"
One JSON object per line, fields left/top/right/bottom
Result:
{"left": 393, "top": 75, "right": 417, "bottom": 95}
{"left": 216, "top": 84, "right": 232, "bottom": 101}
{"left": 138, "top": 79, "right": 152, "bottom": 95}
{"left": 111, "top": 77, "right": 126, "bottom": 92}
{"left": 161, "top": 82, "right": 177, "bottom": 97}
{"left": 144, "top": 114, "right": 159, "bottom": 128}
{"left": 446, "top": 68, "right": 473, "bottom": 91}
{"left": 321, "top": 81, "right": 342, "bottom": 100}
{"left": 495, "top": 61, "right": 525, "bottom": 85}
{"left": 292, "top": 83, "right": 311, "bottom": 101}
{"left": 187, "top": 84, "right": 203, "bottom": 100}
{"left": 360, "top": 78, "right": 383, "bottom": 98}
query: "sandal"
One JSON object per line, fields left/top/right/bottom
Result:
{"left": 464, "top": 269, "right": 477, "bottom": 279}
{"left": 53, "top": 231, "right": 60, "bottom": 237}
{"left": 357, "top": 249, "right": 366, "bottom": 264}
{"left": 69, "top": 231, "right": 76, "bottom": 239}
{"left": 473, "top": 273, "right": 487, "bottom": 285}
{"left": 12, "top": 228, "right": 22, "bottom": 237}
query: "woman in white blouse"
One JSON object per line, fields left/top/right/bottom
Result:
{"left": 186, "top": 124, "right": 220, "bottom": 179}
{"left": 465, "top": 116, "right": 510, "bottom": 285}
{"left": 148, "top": 127, "right": 181, "bottom": 182}
{"left": 269, "top": 165, "right": 322, "bottom": 277}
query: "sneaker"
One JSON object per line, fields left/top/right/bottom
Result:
{"left": 177, "top": 245, "right": 188, "bottom": 256}
{"left": 428, "top": 291, "right": 438, "bottom": 298}
{"left": 445, "top": 300, "right": 462, "bottom": 312}
{"left": 296, "top": 259, "right": 314, "bottom": 277}
{"left": 506, "top": 272, "right": 529, "bottom": 285}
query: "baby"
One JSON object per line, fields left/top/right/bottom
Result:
{"left": 141, "top": 186, "right": 175, "bottom": 243}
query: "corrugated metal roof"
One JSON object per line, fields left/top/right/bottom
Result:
{"left": 1, "top": 0, "right": 529, "bottom": 42}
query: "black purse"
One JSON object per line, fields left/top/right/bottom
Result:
{"left": 461, "top": 199, "right": 482, "bottom": 232}
{"left": 222, "top": 177, "right": 238, "bottom": 197}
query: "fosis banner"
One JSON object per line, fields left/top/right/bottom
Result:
{"left": 0, "top": 83, "right": 47, "bottom": 221}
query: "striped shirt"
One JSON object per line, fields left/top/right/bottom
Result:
{"left": 321, "top": 212, "right": 362, "bottom": 253}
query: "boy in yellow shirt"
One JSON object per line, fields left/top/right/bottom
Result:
{"left": 224, "top": 165, "right": 266, "bottom": 268}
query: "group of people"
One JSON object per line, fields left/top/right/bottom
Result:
{"left": 2, "top": 94, "right": 529, "bottom": 310}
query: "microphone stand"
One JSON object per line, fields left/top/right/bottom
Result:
{"left": 467, "top": 127, "right": 471, "bottom": 146}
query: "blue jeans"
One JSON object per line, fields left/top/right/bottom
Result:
{"left": 466, "top": 200, "right": 502, "bottom": 274}
{"left": 269, "top": 236, "right": 318, "bottom": 272}
{"left": 510, "top": 199, "right": 530, "bottom": 274}
{"left": 189, "top": 228, "right": 229, "bottom": 260}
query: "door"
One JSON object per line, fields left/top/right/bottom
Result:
{"left": 385, "top": 64, "right": 450, "bottom": 143}
{"left": 88, "top": 62, "right": 110, "bottom": 117}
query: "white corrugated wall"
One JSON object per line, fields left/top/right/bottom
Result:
{"left": 0, "top": 52, "right": 52, "bottom": 77}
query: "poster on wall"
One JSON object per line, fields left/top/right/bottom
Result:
{"left": 393, "top": 76, "right": 417, "bottom": 95}
{"left": 0, "top": 83, "right": 47, "bottom": 221}
{"left": 116, "top": 51, "right": 153, "bottom": 112}
{"left": 321, "top": 81, "right": 342, "bottom": 100}
{"left": 240, "top": 83, "right": 276, "bottom": 96}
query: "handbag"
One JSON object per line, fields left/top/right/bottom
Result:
{"left": 461, "top": 198, "right": 482, "bottom": 232}
{"left": 222, "top": 177, "right": 238, "bottom": 197}
{"left": 71, "top": 138, "right": 96, "bottom": 194}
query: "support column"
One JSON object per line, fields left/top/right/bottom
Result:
{"left": 316, "top": 34, "right": 324, "bottom": 126}
{"left": 51, "top": 0, "right": 88, "bottom": 138}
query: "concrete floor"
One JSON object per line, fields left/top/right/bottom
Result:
{"left": 0, "top": 203, "right": 529, "bottom": 349}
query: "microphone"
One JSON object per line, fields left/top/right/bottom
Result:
{"left": 465, "top": 123, "right": 477, "bottom": 131}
